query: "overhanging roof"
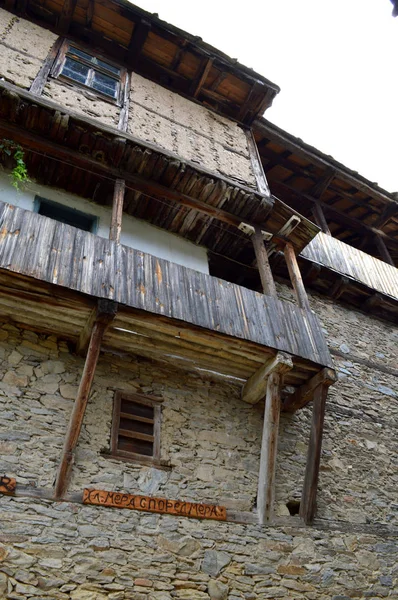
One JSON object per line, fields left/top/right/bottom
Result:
{"left": 0, "top": 0, "right": 280, "bottom": 124}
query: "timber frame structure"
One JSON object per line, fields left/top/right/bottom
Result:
{"left": 1, "top": 0, "right": 396, "bottom": 527}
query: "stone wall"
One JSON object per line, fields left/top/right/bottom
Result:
{"left": 128, "top": 73, "right": 257, "bottom": 189}
{"left": 0, "top": 9, "right": 56, "bottom": 89}
{"left": 0, "top": 285, "right": 397, "bottom": 599}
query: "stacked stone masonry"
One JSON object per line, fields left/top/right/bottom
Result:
{"left": 0, "top": 284, "right": 397, "bottom": 599}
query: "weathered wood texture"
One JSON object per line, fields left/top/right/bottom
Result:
{"left": 0, "top": 202, "right": 333, "bottom": 367}
{"left": 54, "top": 301, "right": 117, "bottom": 499}
{"left": 242, "top": 352, "right": 293, "bottom": 405}
{"left": 257, "top": 371, "right": 282, "bottom": 524}
{"left": 252, "top": 227, "right": 277, "bottom": 297}
{"left": 301, "top": 232, "right": 398, "bottom": 301}
{"left": 0, "top": 476, "right": 16, "bottom": 494}
{"left": 283, "top": 368, "right": 337, "bottom": 412}
{"left": 300, "top": 383, "right": 328, "bottom": 525}
{"left": 109, "top": 179, "right": 125, "bottom": 243}
{"left": 284, "top": 242, "right": 311, "bottom": 311}
{"left": 83, "top": 488, "right": 226, "bottom": 521}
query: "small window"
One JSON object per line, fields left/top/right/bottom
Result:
{"left": 52, "top": 42, "right": 125, "bottom": 103}
{"left": 34, "top": 196, "right": 98, "bottom": 233}
{"left": 111, "top": 392, "right": 162, "bottom": 465}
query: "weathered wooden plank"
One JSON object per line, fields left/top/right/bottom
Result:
{"left": 257, "top": 371, "right": 282, "bottom": 524}
{"left": 83, "top": 488, "right": 226, "bottom": 521}
{"left": 242, "top": 352, "right": 293, "bottom": 404}
{"left": 109, "top": 179, "right": 125, "bottom": 243}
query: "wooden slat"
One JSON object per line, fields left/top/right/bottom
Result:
{"left": 119, "top": 429, "right": 154, "bottom": 443}
{"left": 0, "top": 203, "right": 333, "bottom": 368}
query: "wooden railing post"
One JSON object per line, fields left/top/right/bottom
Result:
{"left": 252, "top": 226, "right": 277, "bottom": 297}
{"left": 109, "top": 179, "right": 125, "bottom": 243}
{"left": 54, "top": 300, "right": 117, "bottom": 499}
{"left": 284, "top": 242, "right": 311, "bottom": 311}
{"left": 299, "top": 381, "right": 328, "bottom": 524}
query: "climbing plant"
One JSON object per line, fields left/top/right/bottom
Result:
{"left": 0, "top": 139, "right": 29, "bottom": 190}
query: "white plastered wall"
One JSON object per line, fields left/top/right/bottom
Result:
{"left": 0, "top": 172, "right": 209, "bottom": 274}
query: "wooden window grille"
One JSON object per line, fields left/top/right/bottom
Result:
{"left": 51, "top": 42, "right": 127, "bottom": 105}
{"left": 111, "top": 392, "right": 162, "bottom": 465}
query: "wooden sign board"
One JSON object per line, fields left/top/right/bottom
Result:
{"left": 0, "top": 476, "right": 16, "bottom": 494}
{"left": 83, "top": 488, "right": 226, "bottom": 521}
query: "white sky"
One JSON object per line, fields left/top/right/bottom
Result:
{"left": 132, "top": 0, "right": 398, "bottom": 193}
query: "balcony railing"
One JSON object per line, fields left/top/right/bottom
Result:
{"left": 0, "top": 201, "right": 332, "bottom": 368}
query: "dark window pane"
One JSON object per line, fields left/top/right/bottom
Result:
{"left": 62, "top": 57, "right": 89, "bottom": 84}
{"left": 68, "top": 47, "right": 95, "bottom": 63}
{"left": 120, "top": 399, "right": 154, "bottom": 419}
{"left": 119, "top": 417, "right": 154, "bottom": 436}
{"left": 118, "top": 436, "right": 153, "bottom": 456}
{"left": 92, "top": 71, "right": 118, "bottom": 97}
{"left": 37, "top": 198, "right": 97, "bottom": 232}
{"left": 96, "top": 58, "right": 120, "bottom": 75}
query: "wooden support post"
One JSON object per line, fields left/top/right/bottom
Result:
{"left": 311, "top": 204, "right": 331, "bottom": 235}
{"left": 252, "top": 226, "right": 277, "bottom": 297}
{"left": 54, "top": 300, "right": 117, "bottom": 499}
{"left": 257, "top": 371, "right": 282, "bottom": 524}
{"left": 109, "top": 179, "right": 125, "bottom": 243}
{"left": 284, "top": 242, "right": 311, "bottom": 311}
{"left": 374, "top": 233, "right": 394, "bottom": 266}
{"left": 299, "top": 382, "right": 329, "bottom": 524}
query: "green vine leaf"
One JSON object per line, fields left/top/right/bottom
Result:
{"left": 0, "top": 139, "right": 30, "bottom": 191}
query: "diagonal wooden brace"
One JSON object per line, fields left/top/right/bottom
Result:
{"left": 282, "top": 367, "right": 337, "bottom": 412}
{"left": 242, "top": 352, "right": 293, "bottom": 405}
{"left": 54, "top": 299, "right": 117, "bottom": 499}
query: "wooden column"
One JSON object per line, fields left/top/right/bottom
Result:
{"left": 257, "top": 371, "right": 282, "bottom": 524}
{"left": 54, "top": 300, "right": 116, "bottom": 499}
{"left": 284, "top": 242, "right": 311, "bottom": 311}
{"left": 374, "top": 233, "right": 394, "bottom": 267}
{"left": 299, "top": 382, "right": 328, "bottom": 524}
{"left": 311, "top": 204, "right": 331, "bottom": 235}
{"left": 109, "top": 179, "right": 125, "bottom": 243}
{"left": 252, "top": 226, "right": 277, "bottom": 297}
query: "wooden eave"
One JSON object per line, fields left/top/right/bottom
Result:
{"left": 253, "top": 118, "right": 398, "bottom": 266}
{"left": 0, "top": 0, "right": 280, "bottom": 124}
{"left": 0, "top": 81, "right": 318, "bottom": 265}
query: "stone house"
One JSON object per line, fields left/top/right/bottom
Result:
{"left": 0, "top": 1, "right": 397, "bottom": 599}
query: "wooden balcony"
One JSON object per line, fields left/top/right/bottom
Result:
{"left": 0, "top": 201, "right": 332, "bottom": 386}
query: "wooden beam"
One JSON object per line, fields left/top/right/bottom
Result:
{"left": 58, "top": 0, "right": 78, "bottom": 34}
{"left": 54, "top": 300, "right": 117, "bottom": 499}
{"left": 252, "top": 226, "right": 277, "bottom": 297}
{"left": 372, "top": 202, "right": 397, "bottom": 229}
{"left": 126, "top": 19, "right": 151, "bottom": 68}
{"left": 310, "top": 169, "right": 335, "bottom": 199}
{"left": 272, "top": 179, "right": 398, "bottom": 252}
{"left": 242, "top": 352, "right": 293, "bottom": 405}
{"left": 246, "top": 130, "right": 270, "bottom": 195}
{"left": 311, "top": 204, "right": 331, "bottom": 235}
{"left": 303, "top": 262, "right": 321, "bottom": 285}
{"left": 30, "top": 38, "right": 65, "bottom": 96}
{"left": 257, "top": 371, "right": 282, "bottom": 524}
{"left": 329, "top": 276, "right": 349, "bottom": 300}
{"left": 299, "top": 382, "right": 328, "bottom": 524}
{"left": 283, "top": 367, "right": 336, "bottom": 413}
{"left": 76, "top": 306, "right": 97, "bottom": 356}
{"left": 0, "top": 119, "right": 274, "bottom": 234}
{"left": 374, "top": 233, "right": 395, "bottom": 266}
{"left": 191, "top": 57, "right": 213, "bottom": 98}
{"left": 284, "top": 242, "right": 311, "bottom": 311}
{"left": 109, "top": 179, "right": 125, "bottom": 243}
